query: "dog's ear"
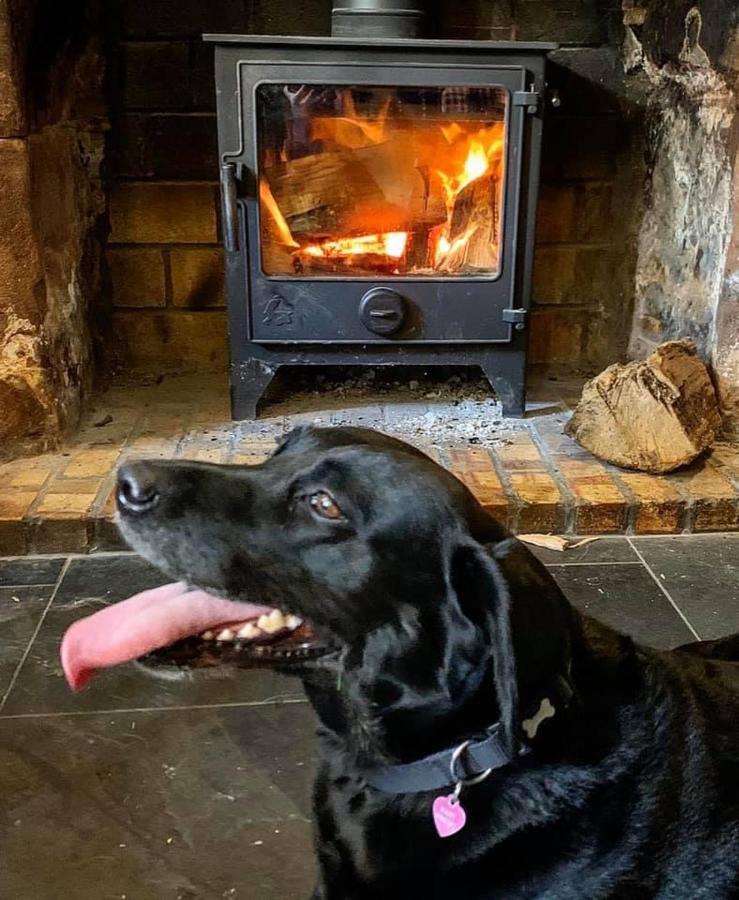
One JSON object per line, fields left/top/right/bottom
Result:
{"left": 272, "top": 425, "right": 311, "bottom": 456}
{"left": 448, "top": 539, "right": 520, "bottom": 757}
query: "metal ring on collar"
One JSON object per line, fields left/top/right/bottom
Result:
{"left": 449, "top": 740, "right": 494, "bottom": 787}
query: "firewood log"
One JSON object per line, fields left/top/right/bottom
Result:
{"left": 564, "top": 340, "right": 722, "bottom": 473}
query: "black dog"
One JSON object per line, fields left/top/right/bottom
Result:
{"left": 61, "top": 426, "right": 739, "bottom": 899}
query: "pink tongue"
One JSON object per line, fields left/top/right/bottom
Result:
{"left": 60, "top": 582, "right": 271, "bottom": 692}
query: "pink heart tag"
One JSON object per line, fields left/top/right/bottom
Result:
{"left": 432, "top": 794, "right": 467, "bottom": 838}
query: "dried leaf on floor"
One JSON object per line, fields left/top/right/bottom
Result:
{"left": 518, "top": 534, "right": 599, "bottom": 552}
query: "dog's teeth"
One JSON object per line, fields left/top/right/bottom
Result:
{"left": 237, "top": 622, "right": 260, "bottom": 639}
{"left": 216, "top": 628, "right": 235, "bottom": 641}
{"left": 201, "top": 630, "right": 215, "bottom": 640}
{"left": 260, "top": 609, "right": 286, "bottom": 634}
{"left": 285, "top": 614, "right": 303, "bottom": 630}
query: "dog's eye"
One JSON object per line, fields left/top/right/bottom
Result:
{"left": 308, "top": 491, "right": 344, "bottom": 521}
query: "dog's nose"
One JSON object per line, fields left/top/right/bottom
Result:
{"left": 117, "top": 462, "right": 160, "bottom": 513}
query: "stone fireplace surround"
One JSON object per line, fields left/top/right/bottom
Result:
{"left": 0, "top": 0, "right": 737, "bottom": 459}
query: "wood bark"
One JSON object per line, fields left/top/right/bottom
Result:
{"left": 564, "top": 340, "right": 722, "bottom": 473}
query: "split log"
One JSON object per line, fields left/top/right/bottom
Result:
{"left": 564, "top": 340, "right": 722, "bottom": 473}
{"left": 440, "top": 173, "right": 499, "bottom": 272}
{"left": 353, "top": 141, "right": 446, "bottom": 230}
{"left": 265, "top": 139, "right": 446, "bottom": 240}
{"left": 265, "top": 149, "right": 386, "bottom": 238}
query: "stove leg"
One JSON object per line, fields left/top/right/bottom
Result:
{"left": 231, "top": 359, "right": 280, "bottom": 420}
{"left": 480, "top": 357, "right": 526, "bottom": 418}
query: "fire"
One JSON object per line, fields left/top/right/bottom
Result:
{"left": 434, "top": 225, "right": 478, "bottom": 269}
{"left": 259, "top": 87, "right": 506, "bottom": 276}
{"left": 259, "top": 178, "right": 298, "bottom": 248}
{"left": 436, "top": 137, "right": 498, "bottom": 211}
{"left": 300, "top": 231, "right": 408, "bottom": 261}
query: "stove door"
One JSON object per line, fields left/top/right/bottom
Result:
{"left": 240, "top": 62, "right": 535, "bottom": 344}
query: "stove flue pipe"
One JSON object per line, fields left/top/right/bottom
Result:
{"left": 331, "top": 0, "right": 426, "bottom": 38}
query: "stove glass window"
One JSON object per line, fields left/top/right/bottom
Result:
{"left": 256, "top": 84, "right": 508, "bottom": 279}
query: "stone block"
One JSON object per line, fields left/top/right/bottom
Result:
{"left": 251, "top": 0, "right": 331, "bottom": 35}
{"left": 618, "top": 472, "right": 685, "bottom": 534}
{"left": 113, "top": 310, "right": 228, "bottom": 371}
{"left": 547, "top": 49, "right": 631, "bottom": 117}
{"left": 121, "top": 41, "right": 190, "bottom": 109}
{"left": 552, "top": 457, "right": 628, "bottom": 533}
{"left": 0, "top": 138, "right": 43, "bottom": 322}
{"left": 109, "top": 248, "right": 166, "bottom": 307}
{"left": 446, "top": 447, "right": 509, "bottom": 525}
{"left": 122, "top": 0, "right": 249, "bottom": 37}
{"left": 438, "top": 0, "right": 514, "bottom": 39}
{"left": 536, "top": 183, "right": 614, "bottom": 244}
{"left": 62, "top": 448, "right": 122, "bottom": 478}
{"left": 0, "top": 6, "right": 24, "bottom": 136}
{"left": 170, "top": 248, "right": 225, "bottom": 308}
{"left": 112, "top": 113, "right": 218, "bottom": 179}
{"left": 672, "top": 462, "right": 739, "bottom": 532}
{"left": 29, "top": 516, "right": 90, "bottom": 553}
{"left": 528, "top": 310, "right": 584, "bottom": 364}
{"left": 533, "top": 245, "right": 613, "bottom": 305}
{"left": 191, "top": 41, "right": 217, "bottom": 110}
{"left": 0, "top": 487, "right": 32, "bottom": 551}
{"left": 516, "top": 0, "right": 605, "bottom": 45}
{"left": 493, "top": 431, "right": 566, "bottom": 532}
{"left": 541, "top": 116, "right": 623, "bottom": 181}
{"left": 109, "top": 182, "right": 217, "bottom": 243}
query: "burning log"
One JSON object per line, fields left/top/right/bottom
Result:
{"left": 440, "top": 173, "right": 498, "bottom": 272}
{"left": 265, "top": 138, "right": 447, "bottom": 242}
{"left": 265, "top": 149, "right": 387, "bottom": 238}
{"left": 565, "top": 340, "right": 722, "bottom": 473}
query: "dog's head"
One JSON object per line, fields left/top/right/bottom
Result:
{"left": 62, "top": 426, "right": 575, "bottom": 758}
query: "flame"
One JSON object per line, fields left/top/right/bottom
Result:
{"left": 436, "top": 138, "right": 496, "bottom": 211}
{"left": 300, "top": 231, "right": 407, "bottom": 260}
{"left": 384, "top": 231, "right": 408, "bottom": 257}
{"left": 261, "top": 93, "right": 506, "bottom": 275}
{"left": 463, "top": 142, "right": 489, "bottom": 183}
{"left": 259, "top": 178, "right": 298, "bottom": 248}
{"left": 311, "top": 94, "right": 392, "bottom": 149}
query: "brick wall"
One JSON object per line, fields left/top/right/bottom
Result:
{"left": 106, "top": 0, "right": 641, "bottom": 374}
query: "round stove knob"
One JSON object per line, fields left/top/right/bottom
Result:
{"left": 359, "top": 288, "right": 406, "bottom": 336}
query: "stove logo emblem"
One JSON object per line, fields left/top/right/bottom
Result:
{"left": 263, "top": 294, "right": 295, "bottom": 327}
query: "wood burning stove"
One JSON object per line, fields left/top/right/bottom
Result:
{"left": 206, "top": 5, "right": 554, "bottom": 417}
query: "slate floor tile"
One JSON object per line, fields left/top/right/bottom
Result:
{"left": 0, "top": 556, "right": 65, "bottom": 587}
{"left": 0, "top": 704, "right": 318, "bottom": 899}
{"left": 549, "top": 563, "right": 695, "bottom": 649}
{"left": 0, "top": 585, "right": 53, "bottom": 703}
{"left": 631, "top": 534, "right": 739, "bottom": 640}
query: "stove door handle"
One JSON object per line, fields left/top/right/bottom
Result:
{"left": 220, "top": 162, "right": 240, "bottom": 253}
{"left": 369, "top": 309, "right": 399, "bottom": 319}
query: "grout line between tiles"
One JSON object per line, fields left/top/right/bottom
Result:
{"left": 626, "top": 537, "right": 702, "bottom": 642}
{"left": 0, "top": 582, "right": 59, "bottom": 589}
{"left": 0, "top": 550, "right": 136, "bottom": 562}
{"left": 0, "top": 557, "right": 73, "bottom": 714}
{"left": 0, "top": 696, "right": 309, "bottom": 721}
{"left": 543, "top": 561, "right": 643, "bottom": 567}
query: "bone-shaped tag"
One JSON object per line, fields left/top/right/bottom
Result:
{"left": 522, "top": 698, "right": 555, "bottom": 740}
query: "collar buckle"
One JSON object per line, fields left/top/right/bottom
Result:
{"left": 450, "top": 737, "right": 494, "bottom": 790}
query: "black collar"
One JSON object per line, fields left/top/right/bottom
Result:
{"left": 363, "top": 678, "right": 573, "bottom": 795}
{"left": 364, "top": 722, "right": 528, "bottom": 794}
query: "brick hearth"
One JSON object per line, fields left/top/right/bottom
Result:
{"left": 1, "top": 374, "right": 736, "bottom": 556}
